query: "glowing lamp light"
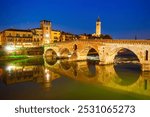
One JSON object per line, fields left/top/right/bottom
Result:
{"left": 45, "top": 69, "right": 48, "bottom": 73}
{"left": 6, "top": 66, "right": 15, "bottom": 71}
{"left": 45, "top": 34, "right": 49, "bottom": 38}
{"left": 46, "top": 73, "right": 51, "bottom": 81}
{"left": 46, "top": 40, "right": 50, "bottom": 43}
{"left": 5, "top": 45, "right": 15, "bottom": 51}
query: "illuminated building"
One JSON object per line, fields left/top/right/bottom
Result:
{"left": 51, "top": 30, "right": 61, "bottom": 42}
{"left": 2, "top": 64, "right": 60, "bottom": 89}
{"left": 92, "top": 16, "right": 101, "bottom": 37}
{"left": 0, "top": 29, "right": 34, "bottom": 47}
{"left": 60, "top": 32, "right": 76, "bottom": 42}
{"left": 0, "top": 20, "right": 76, "bottom": 49}
{"left": 40, "top": 20, "right": 52, "bottom": 44}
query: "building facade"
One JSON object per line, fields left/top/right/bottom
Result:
{"left": 0, "top": 20, "right": 75, "bottom": 49}
{"left": 0, "top": 18, "right": 103, "bottom": 50}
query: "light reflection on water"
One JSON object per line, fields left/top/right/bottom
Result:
{"left": 0, "top": 57, "right": 150, "bottom": 100}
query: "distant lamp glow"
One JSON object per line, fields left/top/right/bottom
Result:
{"left": 46, "top": 73, "right": 51, "bottom": 81}
{"left": 45, "top": 34, "right": 49, "bottom": 38}
{"left": 6, "top": 66, "right": 15, "bottom": 71}
{"left": 45, "top": 69, "right": 49, "bottom": 73}
{"left": 5, "top": 45, "right": 15, "bottom": 51}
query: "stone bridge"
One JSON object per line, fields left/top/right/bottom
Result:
{"left": 44, "top": 39, "right": 150, "bottom": 71}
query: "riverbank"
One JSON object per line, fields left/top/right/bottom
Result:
{"left": 0, "top": 55, "right": 42, "bottom": 61}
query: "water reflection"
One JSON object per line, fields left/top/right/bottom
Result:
{"left": 60, "top": 60, "right": 71, "bottom": 70}
{"left": 0, "top": 58, "right": 60, "bottom": 89}
{"left": 114, "top": 63, "right": 141, "bottom": 85}
{"left": 45, "top": 58, "right": 150, "bottom": 98}
{"left": 45, "top": 57, "right": 57, "bottom": 65}
{"left": 0, "top": 57, "right": 150, "bottom": 99}
{"left": 87, "top": 60, "right": 98, "bottom": 77}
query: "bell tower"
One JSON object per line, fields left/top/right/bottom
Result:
{"left": 40, "top": 20, "right": 52, "bottom": 44}
{"left": 96, "top": 16, "right": 101, "bottom": 37}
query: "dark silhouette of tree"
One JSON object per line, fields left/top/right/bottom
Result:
{"left": 103, "top": 34, "right": 112, "bottom": 39}
{"left": 100, "top": 34, "right": 104, "bottom": 39}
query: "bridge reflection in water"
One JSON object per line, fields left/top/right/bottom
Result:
{"left": 0, "top": 57, "right": 150, "bottom": 99}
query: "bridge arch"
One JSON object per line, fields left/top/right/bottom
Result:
{"left": 86, "top": 47, "right": 100, "bottom": 61}
{"left": 111, "top": 47, "right": 141, "bottom": 86}
{"left": 114, "top": 48, "right": 140, "bottom": 63}
{"left": 77, "top": 45, "right": 100, "bottom": 61}
{"left": 111, "top": 47, "right": 141, "bottom": 64}
{"left": 59, "top": 48, "right": 71, "bottom": 58}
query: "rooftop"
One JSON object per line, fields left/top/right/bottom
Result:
{"left": 2, "top": 28, "right": 31, "bottom": 32}
{"left": 97, "top": 16, "right": 100, "bottom": 22}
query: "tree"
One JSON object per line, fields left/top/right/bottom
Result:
{"left": 103, "top": 34, "right": 112, "bottom": 39}
{"left": 100, "top": 34, "right": 104, "bottom": 39}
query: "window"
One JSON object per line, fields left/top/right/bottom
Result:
{"left": 145, "top": 50, "right": 148, "bottom": 61}
{"left": 8, "top": 38, "right": 13, "bottom": 42}
{"left": 23, "top": 34, "right": 26, "bottom": 37}
{"left": 54, "top": 36, "right": 58, "bottom": 39}
{"left": 17, "top": 39, "right": 21, "bottom": 42}
{"left": 16, "top": 34, "right": 20, "bottom": 37}
{"left": 8, "top": 33, "right": 12, "bottom": 36}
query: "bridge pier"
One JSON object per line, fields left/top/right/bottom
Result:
{"left": 99, "top": 55, "right": 114, "bottom": 65}
{"left": 77, "top": 55, "right": 87, "bottom": 61}
{"left": 99, "top": 60, "right": 114, "bottom": 65}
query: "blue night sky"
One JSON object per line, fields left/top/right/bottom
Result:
{"left": 0, "top": 0, "right": 150, "bottom": 39}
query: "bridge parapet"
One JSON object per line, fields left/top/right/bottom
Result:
{"left": 100, "top": 39, "right": 150, "bottom": 45}
{"left": 46, "top": 39, "right": 150, "bottom": 46}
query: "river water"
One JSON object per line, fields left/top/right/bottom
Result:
{"left": 0, "top": 56, "right": 150, "bottom": 100}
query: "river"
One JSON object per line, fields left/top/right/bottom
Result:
{"left": 0, "top": 56, "right": 150, "bottom": 100}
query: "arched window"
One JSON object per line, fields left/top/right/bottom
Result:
{"left": 145, "top": 50, "right": 148, "bottom": 61}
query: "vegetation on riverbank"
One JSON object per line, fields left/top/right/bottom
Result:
{"left": 0, "top": 55, "right": 29, "bottom": 61}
